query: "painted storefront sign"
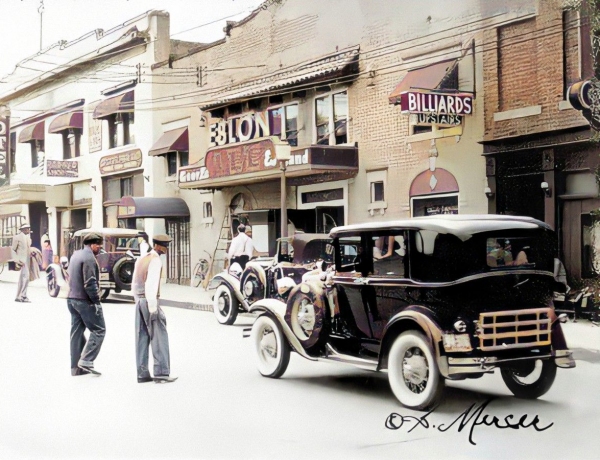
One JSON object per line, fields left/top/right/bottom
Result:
{"left": 400, "top": 91, "right": 473, "bottom": 115}
{"left": 99, "top": 149, "right": 142, "bottom": 175}
{"left": 47, "top": 160, "right": 79, "bottom": 177}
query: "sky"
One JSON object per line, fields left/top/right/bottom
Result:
{"left": 0, "top": 0, "right": 265, "bottom": 79}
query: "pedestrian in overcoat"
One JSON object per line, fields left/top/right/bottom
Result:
{"left": 12, "top": 222, "right": 32, "bottom": 302}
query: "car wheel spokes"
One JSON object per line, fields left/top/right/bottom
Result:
{"left": 297, "top": 299, "right": 316, "bottom": 336}
{"left": 260, "top": 326, "right": 277, "bottom": 359}
{"left": 402, "top": 347, "right": 429, "bottom": 394}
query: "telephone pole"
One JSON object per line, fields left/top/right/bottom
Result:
{"left": 38, "top": 0, "right": 45, "bottom": 51}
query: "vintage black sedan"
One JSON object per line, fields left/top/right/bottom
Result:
{"left": 248, "top": 215, "right": 575, "bottom": 410}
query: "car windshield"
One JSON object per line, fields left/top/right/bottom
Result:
{"left": 299, "top": 240, "right": 334, "bottom": 264}
{"left": 103, "top": 236, "right": 140, "bottom": 252}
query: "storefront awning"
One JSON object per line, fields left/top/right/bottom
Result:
{"left": 18, "top": 121, "right": 45, "bottom": 143}
{"left": 200, "top": 46, "right": 359, "bottom": 110}
{"left": 0, "top": 183, "right": 46, "bottom": 204}
{"left": 388, "top": 59, "right": 458, "bottom": 107}
{"left": 178, "top": 141, "right": 359, "bottom": 190}
{"left": 117, "top": 196, "right": 190, "bottom": 219}
{"left": 148, "top": 128, "right": 189, "bottom": 157}
{"left": 93, "top": 91, "right": 134, "bottom": 119}
{"left": 48, "top": 111, "right": 83, "bottom": 133}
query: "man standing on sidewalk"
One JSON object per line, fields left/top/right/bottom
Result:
{"left": 12, "top": 222, "right": 32, "bottom": 303}
{"left": 227, "top": 224, "right": 253, "bottom": 270}
{"left": 67, "top": 232, "right": 106, "bottom": 376}
{"left": 132, "top": 234, "right": 177, "bottom": 384}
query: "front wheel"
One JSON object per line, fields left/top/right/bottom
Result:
{"left": 388, "top": 331, "right": 443, "bottom": 410}
{"left": 191, "top": 259, "right": 210, "bottom": 288}
{"left": 500, "top": 359, "right": 556, "bottom": 399}
{"left": 251, "top": 315, "right": 290, "bottom": 378}
{"left": 213, "top": 285, "right": 239, "bottom": 325}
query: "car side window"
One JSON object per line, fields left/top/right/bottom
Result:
{"left": 371, "top": 231, "right": 407, "bottom": 278}
{"left": 335, "top": 236, "right": 362, "bottom": 273}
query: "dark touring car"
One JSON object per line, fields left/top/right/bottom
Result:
{"left": 247, "top": 215, "right": 575, "bottom": 410}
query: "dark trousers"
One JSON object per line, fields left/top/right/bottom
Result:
{"left": 67, "top": 299, "right": 106, "bottom": 375}
{"left": 231, "top": 255, "right": 249, "bottom": 270}
{"left": 135, "top": 298, "right": 170, "bottom": 379}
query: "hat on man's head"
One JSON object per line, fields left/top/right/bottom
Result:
{"left": 152, "top": 234, "right": 172, "bottom": 246}
{"left": 19, "top": 222, "right": 31, "bottom": 230}
{"left": 82, "top": 232, "right": 103, "bottom": 244}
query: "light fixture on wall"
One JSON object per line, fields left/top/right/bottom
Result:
{"left": 484, "top": 186, "right": 494, "bottom": 199}
{"left": 541, "top": 181, "right": 551, "bottom": 198}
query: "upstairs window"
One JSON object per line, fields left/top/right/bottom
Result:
{"left": 167, "top": 150, "right": 189, "bottom": 176}
{"left": 315, "top": 90, "right": 348, "bottom": 145}
{"left": 108, "top": 113, "right": 135, "bottom": 149}
{"left": 268, "top": 104, "right": 299, "bottom": 147}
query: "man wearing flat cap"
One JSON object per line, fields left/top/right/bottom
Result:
{"left": 67, "top": 232, "right": 106, "bottom": 376}
{"left": 12, "top": 222, "right": 32, "bottom": 302}
{"left": 132, "top": 233, "right": 177, "bottom": 383}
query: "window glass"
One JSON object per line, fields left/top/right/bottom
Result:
{"left": 285, "top": 105, "right": 299, "bottom": 147}
{"left": 315, "top": 97, "right": 330, "bottom": 145}
{"left": 268, "top": 107, "right": 283, "bottom": 136}
{"left": 582, "top": 214, "right": 600, "bottom": 278}
{"left": 335, "top": 236, "right": 361, "bottom": 272}
{"left": 333, "top": 91, "right": 348, "bottom": 144}
{"left": 180, "top": 151, "right": 189, "bottom": 168}
{"left": 371, "top": 181, "right": 384, "bottom": 202}
{"left": 486, "top": 237, "right": 536, "bottom": 269}
{"left": 121, "top": 176, "right": 133, "bottom": 196}
{"left": 167, "top": 152, "right": 177, "bottom": 176}
{"left": 105, "top": 178, "right": 120, "bottom": 201}
{"left": 126, "top": 113, "right": 135, "bottom": 145}
{"left": 371, "top": 233, "right": 407, "bottom": 277}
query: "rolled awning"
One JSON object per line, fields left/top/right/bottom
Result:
{"left": 388, "top": 59, "right": 458, "bottom": 106}
{"left": 93, "top": 91, "right": 134, "bottom": 119}
{"left": 117, "top": 196, "right": 190, "bottom": 219}
{"left": 18, "top": 121, "right": 45, "bottom": 143}
{"left": 148, "top": 127, "right": 189, "bottom": 157}
{"left": 48, "top": 111, "right": 83, "bottom": 133}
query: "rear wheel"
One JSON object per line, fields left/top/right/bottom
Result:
{"left": 113, "top": 258, "right": 135, "bottom": 291}
{"left": 213, "top": 285, "right": 239, "bottom": 325}
{"left": 388, "top": 331, "right": 443, "bottom": 410}
{"left": 501, "top": 359, "right": 556, "bottom": 399}
{"left": 251, "top": 315, "right": 290, "bottom": 378}
{"left": 191, "top": 259, "right": 210, "bottom": 288}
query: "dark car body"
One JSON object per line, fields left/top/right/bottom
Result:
{"left": 46, "top": 228, "right": 140, "bottom": 298}
{"left": 248, "top": 215, "right": 575, "bottom": 410}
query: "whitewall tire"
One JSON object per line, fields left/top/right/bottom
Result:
{"left": 251, "top": 315, "right": 290, "bottom": 378}
{"left": 213, "top": 285, "right": 239, "bottom": 325}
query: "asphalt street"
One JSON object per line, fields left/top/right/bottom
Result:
{"left": 0, "top": 276, "right": 599, "bottom": 460}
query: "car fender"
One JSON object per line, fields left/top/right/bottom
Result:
{"left": 249, "top": 299, "right": 317, "bottom": 361}
{"left": 46, "top": 263, "right": 68, "bottom": 287}
{"left": 211, "top": 272, "right": 245, "bottom": 304}
{"left": 379, "top": 306, "right": 447, "bottom": 376}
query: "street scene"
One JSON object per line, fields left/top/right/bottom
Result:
{"left": 1, "top": 0, "right": 600, "bottom": 458}
{"left": 0, "top": 272, "right": 599, "bottom": 459}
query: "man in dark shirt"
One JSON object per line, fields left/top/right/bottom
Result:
{"left": 67, "top": 232, "right": 106, "bottom": 376}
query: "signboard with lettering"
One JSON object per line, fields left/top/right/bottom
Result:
{"left": 88, "top": 101, "right": 103, "bottom": 153}
{"left": 0, "top": 115, "right": 8, "bottom": 187}
{"left": 99, "top": 149, "right": 142, "bottom": 175}
{"left": 47, "top": 160, "right": 78, "bottom": 178}
{"left": 400, "top": 91, "right": 473, "bottom": 116}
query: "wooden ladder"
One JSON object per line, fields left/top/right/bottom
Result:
{"left": 203, "top": 208, "right": 232, "bottom": 288}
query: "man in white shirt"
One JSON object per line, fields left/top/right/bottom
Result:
{"left": 132, "top": 234, "right": 177, "bottom": 384}
{"left": 227, "top": 224, "right": 253, "bottom": 270}
{"left": 12, "top": 222, "right": 32, "bottom": 302}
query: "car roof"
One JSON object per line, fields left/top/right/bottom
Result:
{"left": 73, "top": 228, "right": 141, "bottom": 237}
{"left": 329, "top": 214, "right": 551, "bottom": 241}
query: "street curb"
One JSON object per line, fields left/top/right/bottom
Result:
{"left": 111, "top": 294, "right": 213, "bottom": 312}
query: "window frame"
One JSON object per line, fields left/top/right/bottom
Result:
{"left": 267, "top": 102, "right": 299, "bottom": 147}
{"left": 313, "top": 89, "right": 349, "bottom": 146}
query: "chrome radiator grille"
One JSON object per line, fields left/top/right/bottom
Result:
{"left": 478, "top": 308, "right": 551, "bottom": 351}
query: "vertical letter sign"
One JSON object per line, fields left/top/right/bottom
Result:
{"left": 0, "top": 107, "right": 9, "bottom": 187}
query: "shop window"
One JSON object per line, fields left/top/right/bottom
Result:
{"left": 582, "top": 213, "right": 600, "bottom": 278}
{"left": 411, "top": 194, "right": 458, "bottom": 217}
{"left": 315, "top": 90, "right": 348, "bottom": 145}
{"left": 367, "top": 170, "right": 387, "bottom": 215}
{"left": 103, "top": 173, "right": 143, "bottom": 227}
{"left": 62, "top": 129, "right": 81, "bottom": 159}
{"left": 167, "top": 150, "right": 189, "bottom": 176}
{"left": 30, "top": 139, "right": 45, "bottom": 168}
{"left": 107, "top": 112, "right": 134, "bottom": 149}
{"left": 268, "top": 104, "right": 298, "bottom": 147}
{"left": 9, "top": 132, "right": 16, "bottom": 173}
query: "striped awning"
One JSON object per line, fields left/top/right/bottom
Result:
{"left": 93, "top": 91, "right": 134, "bottom": 119}
{"left": 48, "top": 111, "right": 83, "bottom": 133}
{"left": 18, "top": 121, "right": 45, "bottom": 143}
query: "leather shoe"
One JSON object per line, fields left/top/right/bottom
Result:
{"left": 137, "top": 377, "right": 153, "bottom": 383}
{"left": 21, "top": 298, "right": 31, "bottom": 303}
{"left": 14, "top": 298, "right": 22, "bottom": 302}
{"left": 154, "top": 376, "right": 178, "bottom": 383}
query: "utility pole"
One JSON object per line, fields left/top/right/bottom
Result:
{"left": 38, "top": 0, "right": 44, "bottom": 51}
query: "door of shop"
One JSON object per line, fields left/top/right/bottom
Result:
{"left": 166, "top": 219, "right": 190, "bottom": 285}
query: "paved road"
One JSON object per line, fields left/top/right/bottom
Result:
{"left": 0, "top": 277, "right": 599, "bottom": 459}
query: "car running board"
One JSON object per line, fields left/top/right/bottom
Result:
{"left": 322, "top": 343, "right": 378, "bottom": 371}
